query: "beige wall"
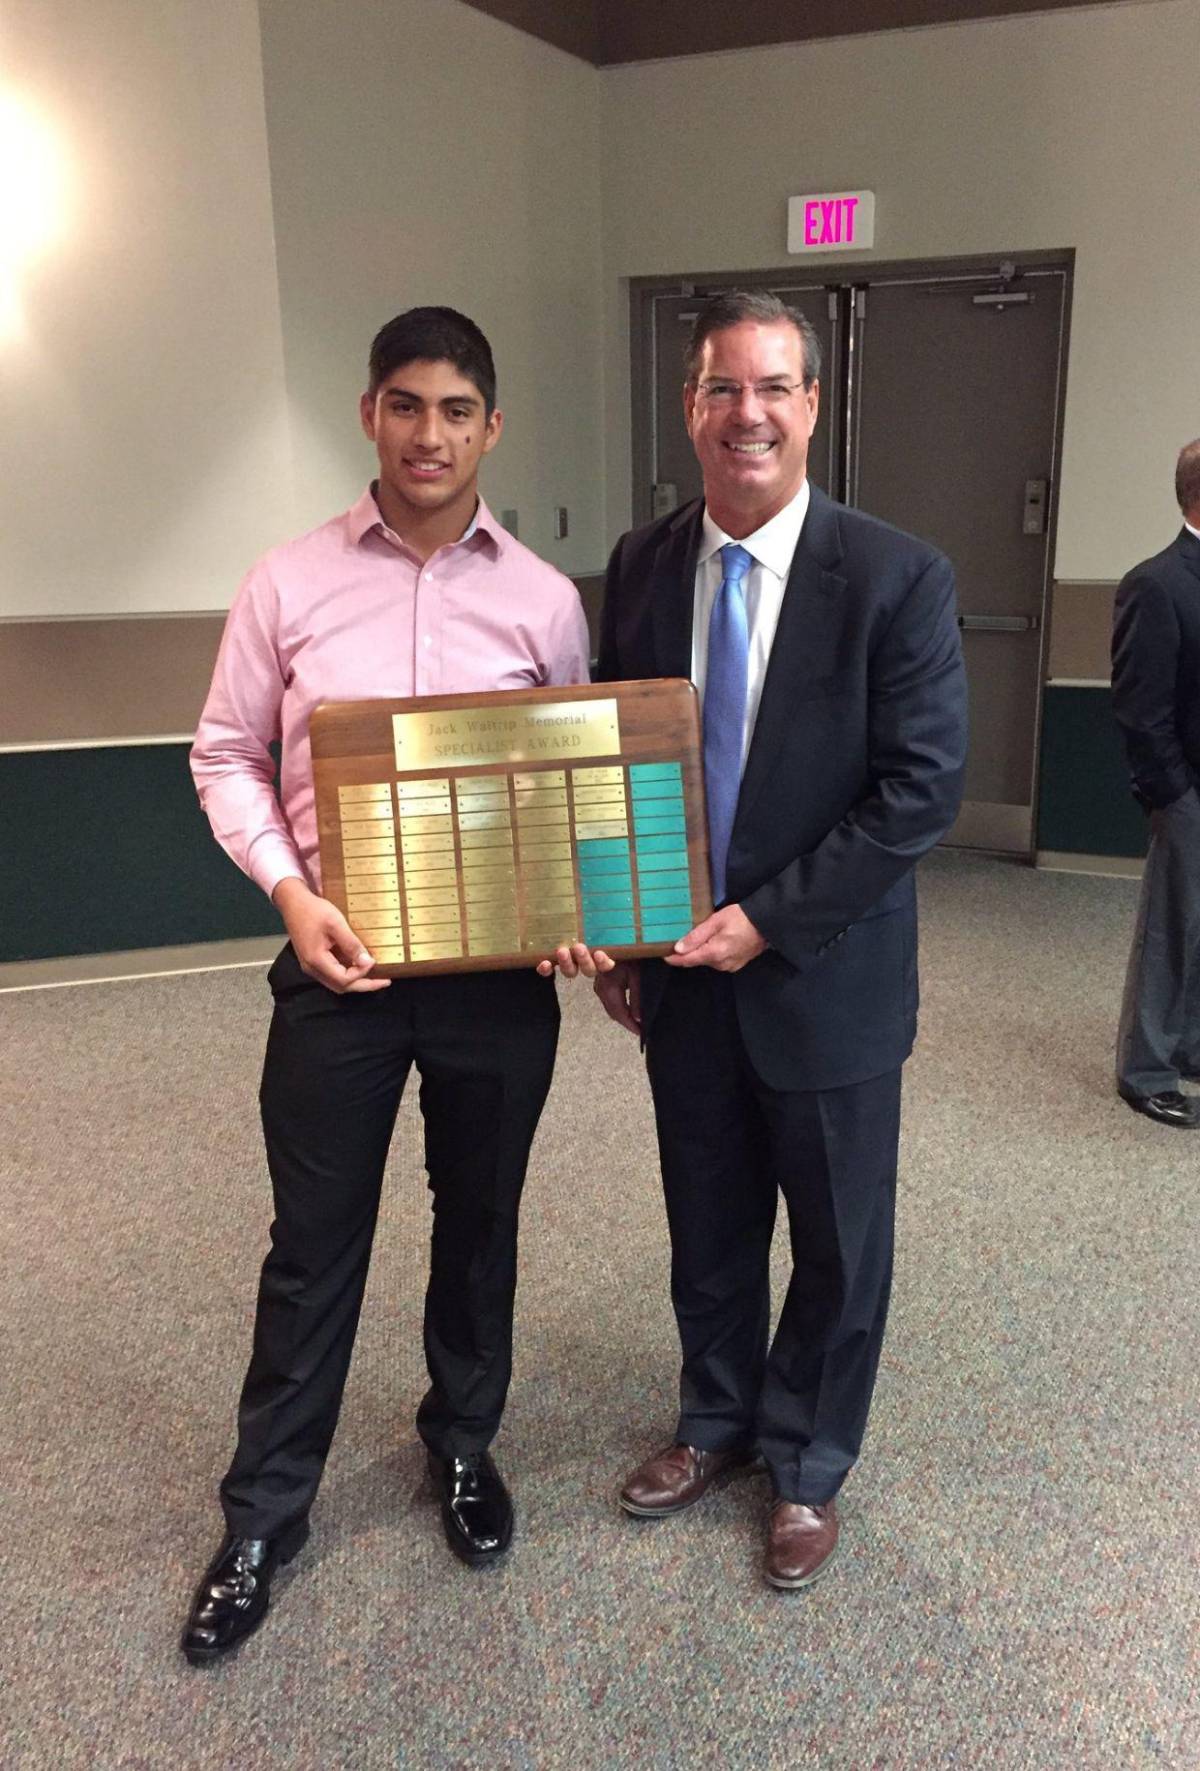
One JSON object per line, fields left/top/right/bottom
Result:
{"left": 599, "top": 0, "right": 1200, "bottom": 579}
{"left": 257, "top": 0, "right": 605, "bottom": 574}
{"left": 0, "top": 0, "right": 294, "bottom": 618}
{"left": 0, "top": 0, "right": 606, "bottom": 630}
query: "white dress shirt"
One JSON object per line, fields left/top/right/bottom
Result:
{"left": 692, "top": 479, "right": 811, "bottom": 770}
{"left": 1185, "top": 520, "right": 1200, "bottom": 542}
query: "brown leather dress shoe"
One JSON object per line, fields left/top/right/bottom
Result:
{"left": 619, "top": 1442, "right": 751, "bottom": 1517}
{"left": 764, "top": 1499, "right": 839, "bottom": 1589}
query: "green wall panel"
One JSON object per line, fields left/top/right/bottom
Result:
{"left": 1036, "top": 685, "right": 1148, "bottom": 858}
{"left": 0, "top": 745, "right": 281, "bottom": 963}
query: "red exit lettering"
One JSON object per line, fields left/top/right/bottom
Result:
{"left": 804, "top": 195, "right": 860, "bottom": 246}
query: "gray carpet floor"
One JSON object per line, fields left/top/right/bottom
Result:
{"left": 1, "top": 851, "right": 1197, "bottom": 1769}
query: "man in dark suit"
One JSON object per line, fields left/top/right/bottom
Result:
{"left": 1112, "top": 439, "right": 1200, "bottom": 1128}
{"left": 593, "top": 290, "right": 967, "bottom": 1588}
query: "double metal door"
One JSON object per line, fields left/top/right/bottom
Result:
{"left": 641, "top": 261, "right": 1069, "bottom": 854}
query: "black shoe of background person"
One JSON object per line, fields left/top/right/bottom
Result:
{"left": 1118, "top": 1087, "right": 1200, "bottom": 1128}
{"left": 429, "top": 1451, "right": 514, "bottom": 1565}
{"left": 181, "top": 1518, "right": 309, "bottom": 1665}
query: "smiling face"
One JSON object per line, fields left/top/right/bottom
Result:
{"left": 359, "top": 357, "right": 502, "bottom": 541}
{"left": 684, "top": 319, "right": 819, "bottom": 537}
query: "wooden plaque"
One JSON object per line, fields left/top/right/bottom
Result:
{"left": 310, "top": 679, "right": 712, "bottom": 976}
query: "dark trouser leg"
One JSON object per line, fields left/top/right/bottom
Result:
{"left": 755, "top": 1067, "right": 902, "bottom": 1504}
{"left": 413, "top": 972, "right": 559, "bottom": 1459}
{"left": 645, "top": 968, "right": 777, "bottom": 1451}
{"left": 220, "top": 946, "right": 412, "bottom": 1539}
{"left": 1117, "top": 791, "right": 1200, "bottom": 1096}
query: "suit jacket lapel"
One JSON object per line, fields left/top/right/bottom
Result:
{"left": 651, "top": 501, "right": 703, "bottom": 680}
{"left": 735, "top": 485, "right": 847, "bottom": 826}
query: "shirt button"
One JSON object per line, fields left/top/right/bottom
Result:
{"left": 423, "top": 635, "right": 432, "bottom": 648}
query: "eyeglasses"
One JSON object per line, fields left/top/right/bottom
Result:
{"left": 693, "top": 379, "right": 808, "bottom": 406}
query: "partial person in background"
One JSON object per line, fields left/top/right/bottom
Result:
{"left": 1112, "top": 438, "right": 1200, "bottom": 1128}
{"left": 182, "top": 307, "right": 590, "bottom": 1665}
{"left": 593, "top": 291, "right": 967, "bottom": 1590}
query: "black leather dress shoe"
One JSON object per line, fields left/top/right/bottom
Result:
{"left": 1118, "top": 1087, "right": 1200, "bottom": 1128}
{"left": 429, "top": 1452, "right": 513, "bottom": 1565}
{"left": 181, "top": 1518, "right": 309, "bottom": 1665}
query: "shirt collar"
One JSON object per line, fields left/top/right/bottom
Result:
{"left": 699, "top": 479, "right": 811, "bottom": 580}
{"left": 347, "top": 485, "right": 504, "bottom": 555}
{"left": 1185, "top": 520, "right": 1200, "bottom": 544}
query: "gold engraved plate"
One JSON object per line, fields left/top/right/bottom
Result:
{"left": 574, "top": 819, "right": 628, "bottom": 840}
{"left": 394, "top": 699, "right": 620, "bottom": 771}
{"left": 571, "top": 785, "right": 628, "bottom": 806}
{"left": 397, "top": 797, "right": 452, "bottom": 818}
{"left": 354, "top": 910, "right": 403, "bottom": 931}
{"left": 519, "top": 859, "right": 574, "bottom": 881}
{"left": 406, "top": 886, "right": 461, "bottom": 908}
{"left": 345, "top": 855, "right": 400, "bottom": 878}
{"left": 400, "top": 814, "right": 453, "bottom": 835}
{"left": 516, "top": 807, "right": 569, "bottom": 827}
{"left": 370, "top": 945, "right": 407, "bottom": 963}
{"left": 410, "top": 939, "right": 464, "bottom": 958}
{"left": 514, "top": 786, "right": 568, "bottom": 806}
{"left": 574, "top": 801, "right": 628, "bottom": 823}
{"left": 530, "top": 889, "right": 578, "bottom": 910}
{"left": 464, "top": 882, "right": 517, "bottom": 904}
{"left": 457, "top": 811, "right": 512, "bottom": 831}
{"left": 401, "top": 831, "right": 455, "bottom": 855}
{"left": 339, "top": 783, "right": 392, "bottom": 803}
{"left": 397, "top": 777, "right": 450, "bottom": 798}
{"left": 400, "top": 867, "right": 459, "bottom": 888}
{"left": 340, "top": 800, "right": 394, "bottom": 822}
{"left": 462, "top": 861, "right": 515, "bottom": 881}
{"left": 342, "top": 837, "right": 397, "bottom": 859}
{"left": 408, "top": 909, "right": 462, "bottom": 931}
{"left": 348, "top": 889, "right": 400, "bottom": 910}
{"left": 572, "top": 765, "right": 624, "bottom": 785}
{"left": 456, "top": 793, "right": 510, "bottom": 814}
{"left": 518, "top": 841, "right": 572, "bottom": 861}
{"left": 460, "top": 827, "right": 515, "bottom": 850}
{"left": 513, "top": 770, "right": 565, "bottom": 790}
{"left": 340, "top": 819, "right": 397, "bottom": 843}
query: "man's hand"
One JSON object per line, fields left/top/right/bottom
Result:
{"left": 594, "top": 959, "right": 642, "bottom": 1035}
{"left": 536, "top": 944, "right": 615, "bottom": 981}
{"left": 665, "top": 904, "right": 767, "bottom": 973}
{"left": 273, "top": 877, "right": 392, "bottom": 994}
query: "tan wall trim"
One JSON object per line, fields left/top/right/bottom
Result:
{"left": 1046, "top": 580, "right": 1116, "bottom": 684}
{"left": 0, "top": 574, "right": 608, "bottom": 748}
{"left": 0, "top": 615, "right": 225, "bottom": 746}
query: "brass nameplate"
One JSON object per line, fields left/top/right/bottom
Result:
{"left": 393, "top": 698, "right": 620, "bottom": 771}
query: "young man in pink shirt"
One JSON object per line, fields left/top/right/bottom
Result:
{"left": 183, "top": 308, "right": 590, "bottom": 1665}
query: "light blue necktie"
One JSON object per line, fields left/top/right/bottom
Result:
{"left": 703, "top": 542, "right": 751, "bottom": 904}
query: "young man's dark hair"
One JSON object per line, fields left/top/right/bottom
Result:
{"left": 368, "top": 306, "right": 497, "bottom": 414}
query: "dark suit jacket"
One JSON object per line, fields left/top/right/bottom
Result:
{"left": 1111, "top": 527, "right": 1200, "bottom": 810}
{"left": 598, "top": 485, "right": 968, "bottom": 1092}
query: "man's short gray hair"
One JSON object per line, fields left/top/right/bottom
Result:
{"left": 1176, "top": 439, "right": 1200, "bottom": 516}
{"left": 684, "top": 290, "right": 822, "bottom": 389}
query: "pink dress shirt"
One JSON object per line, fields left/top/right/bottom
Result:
{"left": 191, "top": 489, "right": 592, "bottom": 899}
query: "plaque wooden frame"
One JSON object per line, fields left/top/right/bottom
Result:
{"left": 310, "top": 679, "right": 712, "bottom": 976}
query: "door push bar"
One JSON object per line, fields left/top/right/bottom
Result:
{"left": 957, "top": 614, "right": 1039, "bottom": 632}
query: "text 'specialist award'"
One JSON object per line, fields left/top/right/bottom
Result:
{"left": 310, "top": 680, "right": 712, "bottom": 976}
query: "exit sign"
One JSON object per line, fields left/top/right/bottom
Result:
{"left": 787, "top": 190, "right": 875, "bottom": 253}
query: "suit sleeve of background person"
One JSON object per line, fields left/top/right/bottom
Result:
{"left": 1111, "top": 557, "right": 1194, "bottom": 811}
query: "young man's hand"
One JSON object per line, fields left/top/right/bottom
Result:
{"left": 273, "top": 878, "right": 392, "bottom": 994}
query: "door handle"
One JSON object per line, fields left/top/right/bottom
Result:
{"left": 957, "top": 614, "right": 1039, "bottom": 632}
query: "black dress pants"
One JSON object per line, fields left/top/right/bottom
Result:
{"left": 220, "top": 944, "right": 559, "bottom": 1539}
{"left": 644, "top": 967, "right": 901, "bottom": 1505}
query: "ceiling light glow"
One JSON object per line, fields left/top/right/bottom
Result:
{"left": 0, "top": 88, "right": 68, "bottom": 274}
